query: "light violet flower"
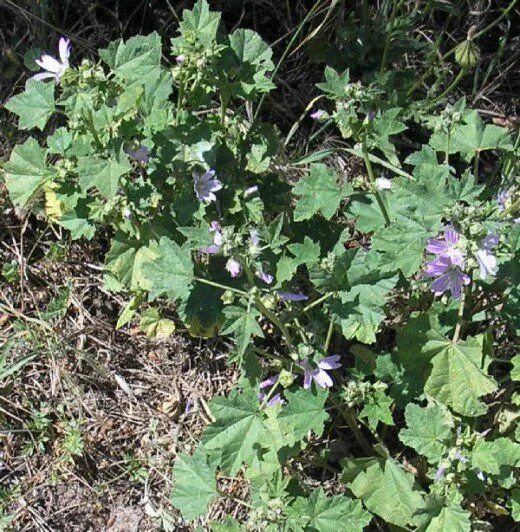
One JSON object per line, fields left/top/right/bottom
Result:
{"left": 426, "top": 228, "right": 465, "bottom": 268}
{"left": 176, "top": 54, "right": 186, "bottom": 64}
{"left": 454, "top": 451, "right": 468, "bottom": 464}
{"left": 258, "top": 375, "right": 284, "bottom": 407}
{"left": 193, "top": 169, "right": 222, "bottom": 203}
{"left": 33, "top": 37, "right": 71, "bottom": 82}
{"left": 225, "top": 258, "right": 242, "bottom": 278}
{"left": 476, "top": 233, "right": 499, "bottom": 279}
{"left": 278, "top": 292, "right": 309, "bottom": 302}
{"left": 200, "top": 221, "right": 222, "bottom": 254}
{"left": 497, "top": 190, "right": 520, "bottom": 224}
{"left": 256, "top": 269, "right": 274, "bottom": 285}
{"left": 299, "top": 355, "right": 341, "bottom": 390}
{"left": 429, "top": 261, "right": 471, "bottom": 300}
{"left": 310, "top": 109, "right": 326, "bottom": 120}
{"left": 244, "top": 185, "right": 259, "bottom": 197}
{"left": 476, "top": 470, "right": 485, "bottom": 481}
{"left": 126, "top": 145, "right": 150, "bottom": 164}
{"left": 375, "top": 177, "right": 392, "bottom": 190}
{"left": 434, "top": 466, "right": 447, "bottom": 482}
{"left": 250, "top": 229, "right": 260, "bottom": 247}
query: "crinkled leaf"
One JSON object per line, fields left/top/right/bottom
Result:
{"left": 5, "top": 78, "right": 55, "bottom": 130}
{"left": 293, "top": 163, "right": 351, "bottom": 221}
{"left": 171, "top": 445, "right": 218, "bottom": 521}
{"left": 140, "top": 237, "right": 194, "bottom": 302}
{"left": 424, "top": 335, "right": 497, "bottom": 417}
{"left": 202, "top": 389, "right": 265, "bottom": 475}
{"left": 471, "top": 437, "right": 520, "bottom": 476}
{"left": 76, "top": 152, "right": 131, "bottom": 199}
{"left": 176, "top": 0, "right": 221, "bottom": 47}
{"left": 349, "top": 459, "right": 424, "bottom": 528}
{"left": 399, "top": 403, "right": 454, "bottom": 463}
{"left": 4, "top": 138, "right": 48, "bottom": 207}
{"left": 139, "top": 307, "right": 175, "bottom": 338}
{"left": 287, "top": 489, "right": 372, "bottom": 532}
{"left": 221, "top": 305, "right": 264, "bottom": 359}
{"left": 317, "top": 66, "right": 350, "bottom": 99}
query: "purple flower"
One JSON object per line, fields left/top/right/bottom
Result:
{"left": 476, "top": 233, "right": 499, "bottom": 280}
{"left": 126, "top": 145, "right": 150, "bottom": 164}
{"left": 299, "top": 355, "right": 341, "bottom": 390}
{"left": 454, "top": 451, "right": 468, "bottom": 464}
{"left": 278, "top": 292, "right": 309, "bottom": 302}
{"left": 33, "top": 37, "right": 71, "bottom": 82}
{"left": 193, "top": 169, "right": 223, "bottom": 203}
{"left": 199, "top": 221, "right": 222, "bottom": 254}
{"left": 310, "top": 109, "right": 326, "bottom": 120}
{"left": 244, "top": 185, "right": 259, "bottom": 197}
{"left": 426, "top": 228, "right": 465, "bottom": 268}
{"left": 256, "top": 269, "right": 274, "bottom": 285}
{"left": 497, "top": 190, "right": 520, "bottom": 224}
{"left": 176, "top": 54, "right": 186, "bottom": 64}
{"left": 225, "top": 258, "right": 242, "bottom": 278}
{"left": 250, "top": 229, "right": 260, "bottom": 247}
{"left": 434, "top": 466, "right": 447, "bottom": 481}
{"left": 258, "top": 375, "right": 284, "bottom": 407}
{"left": 429, "top": 262, "right": 471, "bottom": 300}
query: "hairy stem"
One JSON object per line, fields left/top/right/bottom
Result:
{"left": 362, "top": 147, "right": 392, "bottom": 227}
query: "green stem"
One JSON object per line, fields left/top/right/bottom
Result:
{"left": 452, "top": 285, "right": 469, "bottom": 343}
{"left": 473, "top": 151, "right": 480, "bottom": 182}
{"left": 324, "top": 317, "right": 335, "bottom": 352}
{"left": 380, "top": 0, "right": 405, "bottom": 73}
{"left": 501, "top": 197, "right": 520, "bottom": 219}
{"left": 362, "top": 147, "right": 391, "bottom": 227}
{"left": 303, "top": 292, "right": 333, "bottom": 313}
{"left": 342, "top": 407, "right": 373, "bottom": 455}
{"left": 431, "top": 68, "right": 466, "bottom": 103}
{"left": 194, "top": 277, "right": 248, "bottom": 297}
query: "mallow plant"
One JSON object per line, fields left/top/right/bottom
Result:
{"left": 3, "top": 1, "right": 520, "bottom": 529}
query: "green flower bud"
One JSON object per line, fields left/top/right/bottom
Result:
{"left": 279, "top": 369, "right": 294, "bottom": 388}
{"left": 454, "top": 39, "right": 479, "bottom": 69}
{"left": 221, "top": 290, "right": 235, "bottom": 305}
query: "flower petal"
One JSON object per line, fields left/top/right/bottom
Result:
{"left": 318, "top": 355, "right": 341, "bottom": 370}
{"left": 431, "top": 273, "right": 451, "bottom": 295}
{"left": 303, "top": 370, "right": 312, "bottom": 389}
{"left": 444, "top": 229, "right": 459, "bottom": 246}
{"left": 32, "top": 71, "right": 57, "bottom": 81}
{"left": 260, "top": 375, "right": 279, "bottom": 389}
{"left": 426, "top": 239, "right": 449, "bottom": 254}
{"left": 313, "top": 368, "right": 333, "bottom": 389}
{"left": 59, "top": 37, "right": 71, "bottom": 63}
{"left": 36, "top": 54, "right": 62, "bottom": 73}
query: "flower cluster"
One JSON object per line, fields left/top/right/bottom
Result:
{"left": 424, "top": 227, "right": 499, "bottom": 299}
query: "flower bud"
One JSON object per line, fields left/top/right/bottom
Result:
{"left": 278, "top": 369, "right": 294, "bottom": 388}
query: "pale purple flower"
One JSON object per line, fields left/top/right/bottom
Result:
{"left": 435, "top": 466, "right": 447, "bottom": 481}
{"left": 299, "top": 355, "right": 341, "bottom": 390}
{"left": 426, "top": 228, "right": 465, "bottom": 268}
{"left": 244, "top": 185, "right": 259, "bottom": 197}
{"left": 184, "top": 398, "right": 194, "bottom": 414}
{"left": 310, "top": 109, "right": 326, "bottom": 120}
{"left": 278, "top": 292, "right": 309, "bottom": 302}
{"left": 454, "top": 451, "right": 468, "bottom": 464}
{"left": 375, "top": 177, "right": 392, "bottom": 190}
{"left": 250, "top": 229, "right": 260, "bottom": 247}
{"left": 258, "top": 375, "right": 284, "bottom": 407}
{"left": 476, "top": 233, "right": 499, "bottom": 280}
{"left": 476, "top": 470, "right": 485, "bottom": 481}
{"left": 33, "top": 37, "right": 71, "bottom": 82}
{"left": 199, "top": 221, "right": 222, "bottom": 254}
{"left": 256, "top": 269, "right": 274, "bottom": 285}
{"left": 225, "top": 258, "right": 242, "bottom": 278}
{"left": 176, "top": 54, "right": 186, "bottom": 64}
{"left": 193, "top": 169, "right": 222, "bottom": 203}
{"left": 497, "top": 190, "right": 520, "bottom": 224}
{"left": 126, "top": 145, "right": 150, "bottom": 164}
{"left": 429, "top": 263, "right": 471, "bottom": 300}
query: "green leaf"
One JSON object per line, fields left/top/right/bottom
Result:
{"left": 511, "top": 489, "right": 520, "bottom": 522}
{"left": 221, "top": 305, "right": 264, "bottom": 359}
{"left": 228, "top": 28, "right": 274, "bottom": 73}
{"left": 278, "top": 387, "right": 329, "bottom": 442}
{"left": 317, "top": 67, "right": 350, "bottom": 99}
{"left": 99, "top": 32, "right": 163, "bottom": 86}
{"left": 371, "top": 218, "right": 429, "bottom": 276}
{"left": 511, "top": 355, "right": 520, "bottom": 382}
{"left": 47, "top": 127, "right": 73, "bottom": 155}
{"left": 177, "top": 0, "right": 221, "bottom": 47}
{"left": 415, "top": 497, "right": 471, "bottom": 532}
{"left": 349, "top": 458, "right": 424, "bottom": 528}
{"left": 171, "top": 445, "right": 218, "bottom": 521}
{"left": 139, "top": 308, "right": 176, "bottom": 338}
{"left": 5, "top": 78, "right": 55, "bottom": 130}
{"left": 424, "top": 335, "right": 497, "bottom": 417}
{"left": 367, "top": 108, "right": 407, "bottom": 166}
{"left": 449, "top": 110, "right": 513, "bottom": 161}
{"left": 4, "top": 138, "right": 48, "bottom": 207}
{"left": 359, "top": 390, "right": 394, "bottom": 430}
{"left": 288, "top": 489, "right": 372, "bottom": 532}
{"left": 471, "top": 437, "right": 520, "bottom": 476}
{"left": 178, "top": 282, "right": 224, "bottom": 338}
{"left": 76, "top": 152, "right": 131, "bottom": 199}
{"left": 399, "top": 403, "right": 454, "bottom": 463}
{"left": 293, "top": 163, "right": 351, "bottom": 221}
{"left": 276, "top": 237, "right": 321, "bottom": 286}
{"left": 202, "top": 389, "right": 265, "bottom": 475}
{"left": 140, "top": 237, "right": 194, "bottom": 302}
